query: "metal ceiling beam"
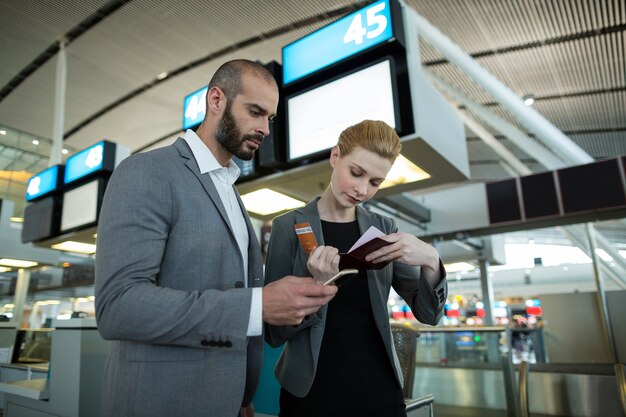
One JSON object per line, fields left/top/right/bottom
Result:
{"left": 423, "top": 23, "right": 626, "bottom": 67}
{"left": 456, "top": 109, "right": 531, "bottom": 175}
{"left": 411, "top": 9, "right": 594, "bottom": 166}
{"left": 425, "top": 70, "right": 565, "bottom": 169}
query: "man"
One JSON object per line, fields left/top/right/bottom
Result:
{"left": 95, "top": 59, "right": 337, "bottom": 417}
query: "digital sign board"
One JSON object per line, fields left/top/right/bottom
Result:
{"left": 26, "top": 165, "right": 62, "bottom": 202}
{"left": 282, "top": 0, "right": 394, "bottom": 85}
{"left": 64, "top": 141, "right": 115, "bottom": 185}
{"left": 183, "top": 86, "right": 208, "bottom": 130}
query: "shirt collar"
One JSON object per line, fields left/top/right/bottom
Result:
{"left": 183, "top": 129, "right": 240, "bottom": 183}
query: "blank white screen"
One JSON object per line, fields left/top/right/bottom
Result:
{"left": 287, "top": 60, "right": 396, "bottom": 161}
{"left": 61, "top": 180, "right": 99, "bottom": 232}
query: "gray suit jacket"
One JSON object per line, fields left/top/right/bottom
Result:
{"left": 264, "top": 198, "right": 447, "bottom": 397}
{"left": 95, "top": 138, "right": 264, "bottom": 417}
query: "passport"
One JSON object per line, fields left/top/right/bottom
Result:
{"left": 338, "top": 226, "right": 393, "bottom": 270}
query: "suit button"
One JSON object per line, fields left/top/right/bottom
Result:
{"left": 235, "top": 281, "right": 244, "bottom": 288}
{"left": 304, "top": 315, "right": 310, "bottom": 321}
{"left": 209, "top": 340, "right": 217, "bottom": 347}
{"left": 224, "top": 341, "right": 232, "bottom": 348}
{"left": 201, "top": 339, "right": 210, "bottom": 347}
{"left": 216, "top": 341, "right": 224, "bottom": 347}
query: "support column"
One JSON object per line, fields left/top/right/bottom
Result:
{"left": 49, "top": 39, "right": 67, "bottom": 167}
{"left": 13, "top": 268, "right": 31, "bottom": 327}
{"left": 479, "top": 258, "right": 495, "bottom": 326}
{"left": 585, "top": 223, "right": 618, "bottom": 363}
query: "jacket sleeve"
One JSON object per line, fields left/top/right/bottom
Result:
{"left": 263, "top": 214, "right": 322, "bottom": 347}
{"left": 384, "top": 216, "right": 448, "bottom": 326}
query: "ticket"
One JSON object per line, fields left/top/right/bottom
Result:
{"left": 294, "top": 222, "right": 318, "bottom": 254}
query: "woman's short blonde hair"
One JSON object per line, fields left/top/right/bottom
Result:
{"left": 336, "top": 120, "right": 402, "bottom": 162}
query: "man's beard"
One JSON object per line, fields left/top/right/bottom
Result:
{"left": 215, "top": 103, "right": 264, "bottom": 161}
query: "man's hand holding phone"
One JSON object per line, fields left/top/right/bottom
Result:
{"left": 323, "top": 269, "right": 359, "bottom": 286}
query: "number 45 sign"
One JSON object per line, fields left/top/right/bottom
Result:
{"left": 282, "top": 0, "right": 395, "bottom": 85}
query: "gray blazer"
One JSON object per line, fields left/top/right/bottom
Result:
{"left": 264, "top": 198, "right": 447, "bottom": 398}
{"left": 95, "top": 138, "right": 264, "bottom": 417}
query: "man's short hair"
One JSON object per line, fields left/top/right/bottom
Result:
{"left": 208, "top": 59, "right": 277, "bottom": 101}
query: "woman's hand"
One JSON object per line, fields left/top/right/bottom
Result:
{"left": 365, "top": 232, "right": 440, "bottom": 279}
{"left": 307, "top": 245, "right": 340, "bottom": 283}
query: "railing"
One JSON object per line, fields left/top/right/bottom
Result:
{"left": 614, "top": 363, "right": 626, "bottom": 417}
{"left": 405, "top": 393, "right": 434, "bottom": 417}
{"left": 414, "top": 325, "right": 521, "bottom": 417}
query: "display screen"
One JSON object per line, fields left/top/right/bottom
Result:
{"left": 282, "top": 0, "right": 393, "bottom": 85}
{"left": 286, "top": 59, "right": 397, "bottom": 161}
{"left": 64, "top": 141, "right": 106, "bottom": 184}
{"left": 21, "top": 196, "right": 58, "bottom": 243}
{"left": 485, "top": 178, "right": 521, "bottom": 224}
{"left": 61, "top": 180, "right": 100, "bottom": 232}
{"left": 558, "top": 158, "right": 626, "bottom": 213}
{"left": 26, "top": 165, "right": 60, "bottom": 201}
{"left": 521, "top": 171, "right": 560, "bottom": 219}
{"left": 182, "top": 86, "right": 208, "bottom": 130}
{"left": 232, "top": 156, "right": 255, "bottom": 182}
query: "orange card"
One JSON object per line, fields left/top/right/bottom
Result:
{"left": 294, "top": 222, "right": 318, "bottom": 254}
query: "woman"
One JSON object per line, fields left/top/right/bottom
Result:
{"left": 264, "top": 120, "right": 448, "bottom": 417}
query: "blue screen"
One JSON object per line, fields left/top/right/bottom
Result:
{"left": 26, "top": 165, "right": 59, "bottom": 201}
{"left": 64, "top": 142, "right": 105, "bottom": 184}
{"left": 282, "top": 0, "right": 393, "bottom": 85}
{"left": 183, "top": 86, "right": 208, "bottom": 129}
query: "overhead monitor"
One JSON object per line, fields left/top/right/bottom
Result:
{"left": 64, "top": 141, "right": 116, "bottom": 185}
{"left": 485, "top": 178, "right": 522, "bottom": 224}
{"left": 232, "top": 156, "right": 256, "bottom": 184}
{"left": 21, "top": 196, "right": 59, "bottom": 243}
{"left": 520, "top": 171, "right": 560, "bottom": 219}
{"left": 282, "top": 0, "right": 395, "bottom": 85}
{"left": 286, "top": 59, "right": 398, "bottom": 162}
{"left": 25, "top": 165, "right": 62, "bottom": 202}
{"left": 60, "top": 179, "right": 102, "bottom": 233}
{"left": 558, "top": 158, "right": 626, "bottom": 213}
{"left": 183, "top": 86, "right": 208, "bottom": 130}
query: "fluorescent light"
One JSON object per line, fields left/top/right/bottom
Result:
{"left": 157, "top": 72, "right": 168, "bottom": 80}
{"left": 0, "top": 258, "right": 38, "bottom": 268}
{"left": 0, "top": 267, "right": 11, "bottom": 273}
{"left": 51, "top": 241, "right": 97, "bottom": 254}
{"left": 0, "top": 130, "right": 6, "bottom": 135}
{"left": 10, "top": 217, "right": 23, "bottom": 223}
{"left": 32, "top": 139, "right": 39, "bottom": 145}
{"left": 241, "top": 188, "right": 305, "bottom": 216}
{"left": 523, "top": 94, "right": 535, "bottom": 106}
{"left": 62, "top": 149, "right": 69, "bottom": 155}
{"left": 595, "top": 248, "right": 613, "bottom": 262}
{"left": 380, "top": 154, "right": 430, "bottom": 189}
{"left": 444, "top": 262, "right": 476, "bottom": 273}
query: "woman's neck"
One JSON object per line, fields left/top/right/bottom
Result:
{"left": 317, "top": 188, "right": 356, "bottom": 222}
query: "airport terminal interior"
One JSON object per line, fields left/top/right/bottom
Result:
{"left": 0, "top": 0, "right": 625, "bottom": 416}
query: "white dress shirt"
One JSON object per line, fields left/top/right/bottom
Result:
{"left": 184, "top": 129, "right": 262, "bottom": 336}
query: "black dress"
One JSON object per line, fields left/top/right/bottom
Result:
{"left": 279, "top": 220, "right": 406, "bottom": 417}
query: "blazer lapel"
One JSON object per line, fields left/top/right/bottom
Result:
{"left": 173, "top": 138, "right": 234, "bottom": 234}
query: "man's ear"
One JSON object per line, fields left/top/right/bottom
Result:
{"left": 206, "top": 86, "right": 225, "bottom": 114}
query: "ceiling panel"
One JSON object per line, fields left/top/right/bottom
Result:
{"left": 0, "top": 0, "right": 623, "bottom": 250}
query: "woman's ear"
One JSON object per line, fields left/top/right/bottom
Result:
{"left": 329, "top": 146, "right": 340, "bottom": 168}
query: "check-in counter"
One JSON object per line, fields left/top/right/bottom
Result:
{"left": 408, "top": 326, "right": 625, "bottom": 417}
{"left": 0, "top": 318, "right": 110, "bottom": 417}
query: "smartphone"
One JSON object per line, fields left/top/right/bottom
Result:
{"left": 323, "top": 269, "right": 359, "bottom": 286}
